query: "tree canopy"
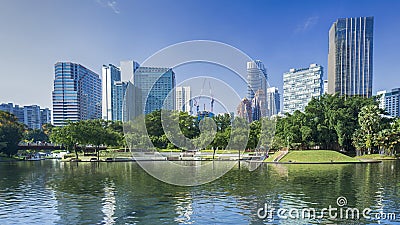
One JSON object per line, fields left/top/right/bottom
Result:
{"left": 0, "top": 111, "right": 25, "bottom": 156}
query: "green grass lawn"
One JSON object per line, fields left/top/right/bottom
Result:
{"left": 279, "top": 150, "right": 360, "bottom": 163}
{"left": 355, "top": 154, "right": 398, "bottom": 160}
{"left": 264, "top": 152, "right": 278, "bottom": 162}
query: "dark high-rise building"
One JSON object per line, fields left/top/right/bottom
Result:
{"left": 328, "top": 16, "right": 374, "bottom": 97}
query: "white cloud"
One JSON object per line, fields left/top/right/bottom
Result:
{"left": 96, "top": 0, "right": 120, "bottom": 14}
{"left": 296, "top": 16, "right": 319, "bottom": 33}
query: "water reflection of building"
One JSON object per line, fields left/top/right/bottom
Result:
{"left": 101, "top": 180, "right": 117, "bottom": 224}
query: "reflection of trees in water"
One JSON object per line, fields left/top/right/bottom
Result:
{"left": 50, "top": 162, "right": 188, "bottom": 224}
{"left": 1, "top": 161, "right": 399, "bottom": 224}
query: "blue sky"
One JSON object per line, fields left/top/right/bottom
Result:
{"left": 0, "top": 0, "right": 399, "bottom": 109}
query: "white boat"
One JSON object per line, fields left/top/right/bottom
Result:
{"left": 25, "top": 154, "right": 43, "bottom": 161}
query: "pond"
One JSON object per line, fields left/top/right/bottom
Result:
{"left": 0, "top": 160, "right": 399, "bottom": 224}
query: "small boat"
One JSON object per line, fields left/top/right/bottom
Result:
{"left": 25, "top": 154, "right": 42, "bottom": 161}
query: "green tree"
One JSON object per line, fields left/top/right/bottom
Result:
{"left": 273, "top": 94, "right": 378, "bottom": 152}
{"left": 375, "top": 118, "right": 400, "bottom": 156}
{"left": 0, "top": 111, "right": 25, "bottom": 156}
{"left": 24, "top": 129, "right": 49, "bottom": 143}
{"left": 352, "top": 105, "right": 381, "bottom": 155}
{"left": 50, "top": 121, "right": 82, "bottom": 159}
{"left": 246, "top": 120, "right": 261, "bottom": 150}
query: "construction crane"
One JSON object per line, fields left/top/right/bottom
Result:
{"left": 194, "top": 78, "right": 215, "bottom": 120}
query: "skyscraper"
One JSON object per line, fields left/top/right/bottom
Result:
{"left": 40, "top": 108, "right": 51, "bottom": 125}
{"left": 252, "top": 89, "right": 267, "bottom": 121}
{"left": 237, "top": 98, "right": 252, "bottom": 123}
{"left": 102, "top": 64, "right": 121, "bottom": 121}
{"left": 247, "top": 60, "right": 268, "bottom": 100}
{"left": 122, "top": 81, "right": 142, "bottom": 121}
{"left": 377, "top": 88, "right": 400, "bottom": 117}
{"left": 247, "top": 60, "right": 268, "bottom": 120}
{"left": 52, "top": 62, "right": 101, "bottom": 126}
{"left": 102, "top": 60, "right": 141, "bottom": 122}
{"left": 120, "top": 60, "right": 140, "bottom": 82}
{"left": 328, "top": 16, "right": 374, "bottom": 97}
{"left": 283, "top": 64, "right": 323, "bottom": 114}
{"left": 175, "top": 86, "right": 192, "bottom": 113}
{"left": 267, "top": 87, "right": 280, "bottom": 117}
{"left": 133, "top": 67, "right": 175, "bottom": 114}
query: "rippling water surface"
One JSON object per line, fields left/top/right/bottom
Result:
{"left": 0, "top": 160, "right": 399, "bottom": 224}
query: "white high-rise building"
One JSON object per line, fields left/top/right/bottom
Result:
{"left": 120, "top": 60, "right": 139, "bottom": 82}
{"left": 377, "top": 90, "right": 387, "bottom": 110}
{"left": 102, "top": 64, "right": 121, "bottom": 121}
{"left": 267, "top": 87, "right": 280, "bottom": 117}
{"left": 175, "top": 86, "right": 191, "bottom": 113}
{"left": 323, "top": 80, "right": 328, "bottom": 94}
{"left": 283, "top": 64, "right": 323, "bottom": 114}
{"left": 377, "top": 88, "right": 400, "bottom": 117}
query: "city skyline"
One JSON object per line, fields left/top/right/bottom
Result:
{"left": 1, "top": 1, "right": 400, "bottom": 108}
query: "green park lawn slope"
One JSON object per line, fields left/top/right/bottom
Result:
{"left": 279, "top": 150, "right": 360, "bottom": 163}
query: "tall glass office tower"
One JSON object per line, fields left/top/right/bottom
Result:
{"left": 247, "top": 60, "right": 268, "bottom": 120}
{"left": 52, "top": 62, "right": 101, "bottom": 126}
{"left": 134, "top": 67, "right": 175, "bottom": 114}
{"left": 247, "top": 60, "right": 268, "bottom": 100}
{"left": 328, "top": 16, "right": 374, "bottom": 97}
{"left": 267, "top": 87, "right": 280, "bottom": 117}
